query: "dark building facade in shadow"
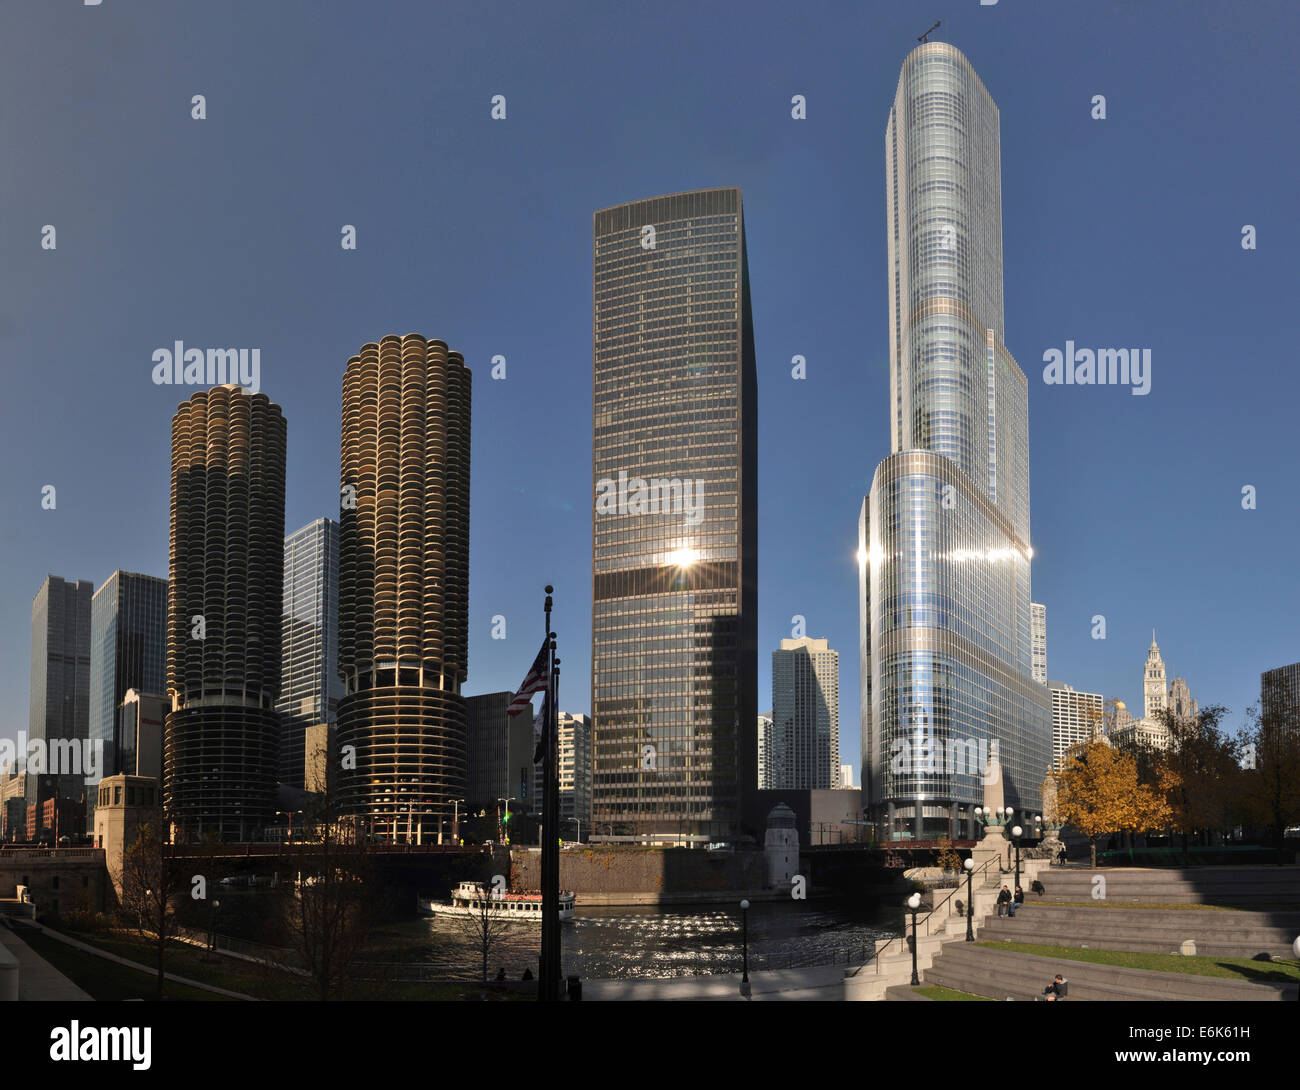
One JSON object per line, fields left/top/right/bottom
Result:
{"left": 165, "top": 385, "right": 286, "bottom": 841}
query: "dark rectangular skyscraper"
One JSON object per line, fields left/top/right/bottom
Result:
{"left": 465, "top": 691, "right": 536, "bottom": 815}
{"left": 591, "top": 188, "right": 758, "bottom": 842}
{"left": 29, "top": 575, "right": 93, "bottom": 805}
{"left": 88, "top": 570, "right": 167, "bottom": 827}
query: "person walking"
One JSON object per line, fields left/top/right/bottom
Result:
{"left": 1057, "top": 846, "right": 1067, "bottom": 867}
{"left": 996, "top": 885, "right": 1011, "bottom": 917}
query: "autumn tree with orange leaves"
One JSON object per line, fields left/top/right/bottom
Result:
{"left": 1056, "top": 740, "right": 1173, "bottom": 867}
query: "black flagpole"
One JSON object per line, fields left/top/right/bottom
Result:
{"left": 540, "top": 585, "right": 561, "bottom": 1000}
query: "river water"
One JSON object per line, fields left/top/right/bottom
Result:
{"left": 370, "top": 898, "right": 903, "bottom": 980}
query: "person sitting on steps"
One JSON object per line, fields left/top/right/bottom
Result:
{"left": 1043, "top": 974, "right": 1067, "bottom": 1000}
{"left": 996, "top": 885, "right": 1011, "bottom": 917}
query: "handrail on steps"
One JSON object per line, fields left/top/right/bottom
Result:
{"left": 865, "top": 852, "right": 1004, "bottom": 972}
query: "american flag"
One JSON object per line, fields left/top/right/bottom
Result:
{"left": 507, "top": 639, "right": 550, "bottom": 717}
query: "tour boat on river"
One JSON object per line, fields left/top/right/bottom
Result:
{"left": 418, "top": 881, "right": 576, "bottom": 922}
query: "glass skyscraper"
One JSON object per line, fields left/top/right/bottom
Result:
{"left": 860, "top": 43, "right": 1052, "bottom": 839}
{"left": 88, "top": 571, "right": 167, "bottom": 827}
{"left": 277, "top": 518, "right": 342, "bottom": 789}
{"left": 591, "top": 188, "right": 758, "bottom": 842}
{"left": 28, "top": 575, "right": 93, "bottom": 805}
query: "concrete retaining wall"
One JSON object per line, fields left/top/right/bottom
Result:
{"left": 0, "top": 852, "right": 106, "bottom": 918}
{"left": 510, "top": 846, "right": 773, "bottom": 904}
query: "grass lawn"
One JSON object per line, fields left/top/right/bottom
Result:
{"left": 914, "top": 985, "right": 993, "bottom": 1001}
{"left": 978, "top": 941, "right": 1300, "bottom": 985}
{"left": 12, "top": 924, "right": 230, "bottom": 1001}
{"left": 41, "top": 924, "right": 533, "bottom": 1001}
{"left": 46, "top": 928, "right": 304, "bottom": 1000}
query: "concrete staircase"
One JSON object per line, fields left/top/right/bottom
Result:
{"left": 1028, "top": 864, "right": 1300, "bottom": 907}
{"left": 922, "top": 943, "right": 1297, "bottom": 1001}
{"left": 979, "top": 903, "right": 1300, "bottom": 959}
{"left": 847, "top": 850, "right": 1041, "bottom": 999}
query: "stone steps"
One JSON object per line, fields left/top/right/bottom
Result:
{"left": 1027, "top": 867, "right": 1300, "bottom": 908}
{"left": 981, "top": 923, "right": 1293, "bottom": 959}
{"left": 923, "top": 943, "right": 1297, "bottom": 1002}
{"left": 1008, "top": 904, "right": 1300, "bottom": 926}
{"left": 979, "top": 905, "right": 1300, "bottom": 958}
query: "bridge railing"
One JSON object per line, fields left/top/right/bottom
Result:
{"left": 0, "top": 847, "right": 103, "bottom": 859}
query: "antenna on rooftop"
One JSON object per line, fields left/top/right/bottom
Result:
{"left": 918, "top": 21, "right": 941, "bottom": 43}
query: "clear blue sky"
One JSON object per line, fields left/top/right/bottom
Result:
{"left": 2, "top": 1, "right": 1297, "bottom": 778}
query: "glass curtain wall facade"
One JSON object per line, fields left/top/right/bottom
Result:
{"left": 277, "top": 518, "right": 341, "bottom": 789}
{"left": 861, "top": 44, "right": 1052, "bottom": 840}
{"left": 1261, "top": 662, "right": 1300, "bottom": 718}
{"left": 28, "top": 576, "right": 93, "bottom": 805}
{"left": 591, "top": 188, "right": 758, "bottom": 842}
{"left": 88, "top": 571, "right": 167, "bottom": 829}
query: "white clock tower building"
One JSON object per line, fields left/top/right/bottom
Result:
{"left": 1143, "top": 633, "right": 1168, "bottom": 720}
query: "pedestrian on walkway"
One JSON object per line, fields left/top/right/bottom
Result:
{"left": 1057, "top": 847, "right": 1067, "bottom": 867}
{"left": 996, "top": 885, "right": 1011, "bottom": 917}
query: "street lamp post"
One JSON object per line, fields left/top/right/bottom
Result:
{"left": 1011, "top": 825, "right": 1023, "bottom": 891}
{"left": 908, "top": 891, "right": 922, "bottom": 985}
{"left": 208, "top": 898, "right": 221, "bottom": 952}
{"left": 964, "top": 857, "right": 976, "bottom": 941}
{"left": 275, "top": 809, "right": 302, "bottom": 844}
{"left": 739, "top": 899, "right": 751, "bottom": 998}
{"left": 496, "top": 797, "right": 517, "bottom": 845}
